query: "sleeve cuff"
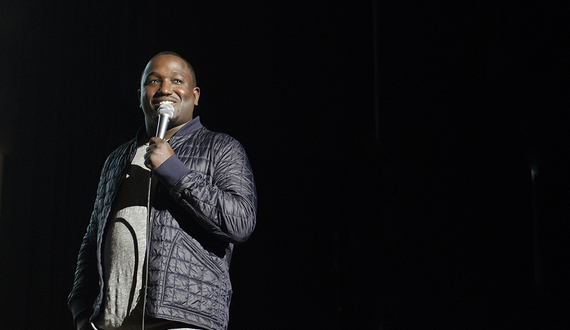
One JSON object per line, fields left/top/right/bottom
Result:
{"left": 68, "top": 297, "right": 92, "bottom": 328}
{"left": 154, "top": 155, "right": 191, "bottom": 187}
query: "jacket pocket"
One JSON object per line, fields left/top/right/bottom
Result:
{"left": 161, "top": 231, "right": 231, "bottom": 321}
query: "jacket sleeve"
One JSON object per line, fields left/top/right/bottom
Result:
{"left": 67, "top": 151, "right": 117, "bottom": 326}
{"left": 155, "top": 134, "right": 257, "bottom": 244}
{"left": 67, "top": 214, "right": 99, "bottom": 326}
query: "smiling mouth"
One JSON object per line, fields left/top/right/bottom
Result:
{"left": 151, "top": 100, "right": 177, "bottom": 110}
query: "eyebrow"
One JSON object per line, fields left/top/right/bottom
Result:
{"left": 145, "top": 71, "right": 187, "bottom": 78}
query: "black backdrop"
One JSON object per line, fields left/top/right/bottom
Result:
{"left": 1, "top": 1, "right": 569, "bottom": 329}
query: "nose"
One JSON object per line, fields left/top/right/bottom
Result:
{"left": 158, "top": 80, "right": 173, "bottom": 94}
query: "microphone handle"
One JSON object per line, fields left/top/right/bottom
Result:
{"left": 156, "top": 114, "right": 170, "bottom": 139}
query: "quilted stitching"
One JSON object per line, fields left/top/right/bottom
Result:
{"left": 69, "top": 125, "right": 256, "bottom": 330}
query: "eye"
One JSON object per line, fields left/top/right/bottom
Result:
{"left": 144, "top": 79, "right": 159, "bottom": 86}
{"left": 173, "top": 79, "right": 183, "bottom": 84}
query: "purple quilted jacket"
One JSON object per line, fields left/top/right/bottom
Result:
{"left": 68, "top": 117, "right": 257, "bottom": 330}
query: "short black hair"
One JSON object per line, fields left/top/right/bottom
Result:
{"left": 145, "top": 51, "right": 197, "bottom": 87}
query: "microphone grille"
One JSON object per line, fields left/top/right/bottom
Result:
{"left": 157, "top": 103, "right": 175, "bottom": 118}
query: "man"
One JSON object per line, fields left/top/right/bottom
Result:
{"left": 68, "top": 51, "right": 257, "bottom": 330}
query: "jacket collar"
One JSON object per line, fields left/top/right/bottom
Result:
{"left": 136, "top": 116, "right": 204, "bottom": 144}
{"left": 173, "top": 116, "right": 204, "bottom": 138}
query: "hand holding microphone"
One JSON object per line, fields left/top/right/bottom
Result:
{"left": 144, "top": 103, "right": 175, "bottom": 170}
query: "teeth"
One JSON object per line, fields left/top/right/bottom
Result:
{"left": 159, "top": 101, "right": 173, "bottom": 105}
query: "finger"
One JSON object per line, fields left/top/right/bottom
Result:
{"left": 149, "top": 136, "right": 164, "bottom": 145}
{"left": 144, "top": 154, "right": 153, "bottom": 169}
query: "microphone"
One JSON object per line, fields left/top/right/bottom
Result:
{"left": 144, "top": 102, "right": 174, "bottom": 330}
{"left": 155, "top": 103, "right": 175, "bottom": 139}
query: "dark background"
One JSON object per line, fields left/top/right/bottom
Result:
{"left": 1, "top": 1, "right": 569, "bottom": 329}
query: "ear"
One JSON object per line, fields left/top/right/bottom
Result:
{"left": 193, "top": 87, "right": 200, "bottom": 106}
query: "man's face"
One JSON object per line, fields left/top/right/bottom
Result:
{"left": 139, "top": 55, "right": 200, "bottom": 134}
